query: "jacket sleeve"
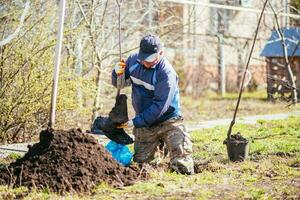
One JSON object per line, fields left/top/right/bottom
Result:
{"left": 112, "top": 56, "right": 132, "bottom": 88}
{"left": 132, "top": 67, "right": 177, "bottom": 128}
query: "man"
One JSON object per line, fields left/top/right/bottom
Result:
{"left": 112, "top": 34, "right": 194, "bottom": 174}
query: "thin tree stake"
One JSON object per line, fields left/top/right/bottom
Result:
{"left": 227, "top": 0, "right": 268, "bottom": 139}
{"left": 49, "top": 0, "right": 66, "bottom": 128}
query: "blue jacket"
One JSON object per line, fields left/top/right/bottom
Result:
{"left": 112, "top": 53, "right": 181, "bottom": 128}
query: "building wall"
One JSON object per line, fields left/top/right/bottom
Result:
{"left": 161, "top": 0, "right": 289, "bottom": 93}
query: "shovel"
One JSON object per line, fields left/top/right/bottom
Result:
{"left": 109, "top": 0, "right": 128, "bottom": 125}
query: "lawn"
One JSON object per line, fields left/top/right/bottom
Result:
{"left": 1, "top": 116, "right": 299, "bottom": 199}
{"left": 60, "top": 90, "right": 300, "bottom": 131}
{"left": 181, "top": 90, "right": 300, "bottom": 122}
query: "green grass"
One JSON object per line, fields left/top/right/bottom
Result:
{"left": 207, "top": 90, "right": 268, "bottom": 100}
{"left": 7, "top": 153, "right": 22, "bottom": 160}
{"left": 180, "top": 90, "right": 300, "bottom": 122}
{"left": 191, "top": 116, "right": 300, "bottom": 159}
{"left": 1, "top": 116, "right": 300, "bottom": 199}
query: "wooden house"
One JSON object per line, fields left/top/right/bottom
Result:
{"left": 260, "top": 28, "right": 300, "bottom": 100}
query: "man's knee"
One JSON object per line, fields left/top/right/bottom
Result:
{"left": 166, "top": 129, "right": 193, "bottom": 158}
{"left": 163, "top": 124, "right": 194, "bottom": 174}
{"left": 133, "top": 127, "right": 158, "bottom": 163}
{"left": 133, "top": 142, "right": 158, "bottom": 163}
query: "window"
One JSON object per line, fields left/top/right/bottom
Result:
{"left": 209, "top": 0, "right": 250, "bottom": 34}
{"left": 239, "top": 0, "right": 252, "bottom": 7}
{"left": 210, "top": 0, "right": 233, "bottom": 34}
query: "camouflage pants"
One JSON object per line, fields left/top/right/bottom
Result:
{"left": 133, "top": 118, "right": 194, "bottom": 174}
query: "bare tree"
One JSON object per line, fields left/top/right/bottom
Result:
{"left": 269, "top": 1, "right": 298, "bottom": 103}
{"left": 0, "top": 1, "right": 30, "bottom": 47}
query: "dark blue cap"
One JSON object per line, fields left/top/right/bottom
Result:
{"left": 137, "top": 34, "right": 162, "bottom": 61}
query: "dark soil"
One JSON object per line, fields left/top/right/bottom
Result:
{"left": 224, "top": 132, "right": 248, "bottom": 144}
{"left": 91, "top": 94, "right": 132, "bottom": 145}
{"left": 193, "top": 160, "right": 221, "bottom": 174}
{"left": 290, "top": 162, "right": 300, "bottom": 168}
{"left": 109, "top": 94, "right": 129, "bottom": 124}
{"left": 0, "top": 128, "right": 147, "bottom": 194}
{"left": 91, "top": 116, "right": 133, "bottom": 145}
{"left": 272, "top": 152, "right": 292, "bottom": 157}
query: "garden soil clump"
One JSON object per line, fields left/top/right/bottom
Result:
{"left": 109, "top": 94, "right": 129, "bottom": 124}
{"left": 227, "top": 133, "right": 248, "bottom": 143}
{"left": 0, "top": 128, "right": 147, "bottom": 194}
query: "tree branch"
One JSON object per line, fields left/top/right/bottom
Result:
{"left": 0, "top": 1, "right": 30, "bottom": 47}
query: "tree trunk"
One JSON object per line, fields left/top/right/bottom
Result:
{"left": 269, "top": 2, "right": 298, "bottom": 102}
{"left": 75, "top": 36, "right": 83, "bottom": 108}
{"left": 91, "top": 63, "right": 102, "bottom": 123}
{"left": 282, "top": 45, "right": 298, "bottom": 102}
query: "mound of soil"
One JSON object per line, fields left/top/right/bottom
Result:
{"left": 0, "top": 128, "right": 147, "bottom": 194}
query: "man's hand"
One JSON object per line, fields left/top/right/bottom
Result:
{"left": 114, "top": 59, "right": 126, "bottom": 76}
{"left": 117, "top": 120, "right": 134, "bottom": 129}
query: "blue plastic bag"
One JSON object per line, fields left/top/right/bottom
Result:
{"left": 106, "top": 140, "right": 118, "bottom": 152}
{"left": 105, "top": 140, "right": 132, "bottom": 166}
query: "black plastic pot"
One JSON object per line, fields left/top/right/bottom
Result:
{"left": 224, "top": 138, "right": 250, "bottom": 162}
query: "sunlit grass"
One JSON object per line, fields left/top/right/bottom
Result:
{"left": 1, "top": 116, "right": 299, "bottom": 199}
{"left": 181, "top": 91, "right": 300, "bottom": 123}
{"left": 207, "top": 89, "right": 267, "bottom": 100}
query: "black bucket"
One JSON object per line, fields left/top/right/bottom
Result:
{"left": 224, "top": 133, "right": 250, "bottom": 162}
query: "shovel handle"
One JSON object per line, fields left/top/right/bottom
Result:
{"left": 116, "top": 75, "right": 123, "bottom": 97}
{"left": 116, "top": 0, "right": 122, "bottom": 97}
